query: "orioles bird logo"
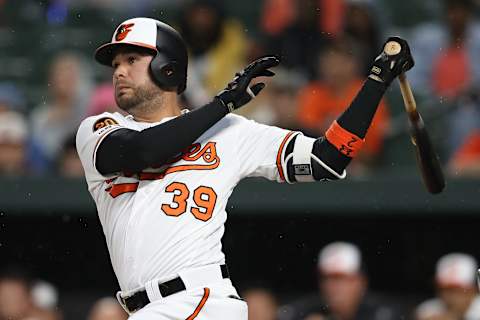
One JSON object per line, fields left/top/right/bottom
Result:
{"left": 115, "top": 23, "right": 134, "bottom": 41}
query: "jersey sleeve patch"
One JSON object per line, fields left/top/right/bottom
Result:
{"left": 93, "top": 117, "right": 119, "bottom": 132}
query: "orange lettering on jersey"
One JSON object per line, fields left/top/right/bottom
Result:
{"left": 200, "top": 142, "right": 217, "bottom": 163}
{"left": 105, "top": 142, "right": 221, "bottom": 197}
{"left": 180, "top": 144, "right": 202, "bottom": 161}
{"left": 139, "top": 142, "right": 220, "bottom": 181}
{"left": 182, "top": 142, "right": 217, "bottom": 162}
{"left": 139, "top": 162, "right": 220, "bottom": 180}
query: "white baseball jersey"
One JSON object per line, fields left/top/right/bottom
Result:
{"left": 76, "top": 111, "right": 302, "bottom": 292}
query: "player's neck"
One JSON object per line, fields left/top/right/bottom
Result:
{"left": 131, "top": 92, "right": 182, "bottom": 123}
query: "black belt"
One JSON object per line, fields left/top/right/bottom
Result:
{"left": 122, "top": 264, "right": 229, "bottom": 314}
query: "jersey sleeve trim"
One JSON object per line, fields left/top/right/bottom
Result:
{"left": 276, "top": 131, "right": 298, "bottom": 182}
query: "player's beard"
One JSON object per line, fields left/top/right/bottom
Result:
{"left": 115, "top": 82, "right": 162, "bottom": 114}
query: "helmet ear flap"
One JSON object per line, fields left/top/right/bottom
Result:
{"left": 148, "top": 20, "right": 188, "bottom": 94}
{"left": 160, "top": 61, "right": 178, "bottom": 79}
{"left": 150, "top": 54, "right": 180, "bottom": 90}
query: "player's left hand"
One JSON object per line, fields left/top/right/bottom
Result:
{"left": 216, "top": 56, "right": 280, "bottom": 112}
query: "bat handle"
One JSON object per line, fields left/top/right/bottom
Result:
{"left": 398, "top": 73, "right": 417, "bottom": 115}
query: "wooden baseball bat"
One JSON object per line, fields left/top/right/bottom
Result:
{"left": 398, "top": 73, "right": 445, "bottom": 194}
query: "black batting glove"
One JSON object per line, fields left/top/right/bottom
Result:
{"left": 216, "top": 56, "right": 280, "bottom": 112}
{"left": 368, "top": 36, "right": 415, "bottom": 86}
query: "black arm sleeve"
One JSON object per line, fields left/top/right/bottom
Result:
{"left": 337, "top": 78, "right": 387, "bottom": 138}
{"left": 96, "top": 98, "right": 228, "bottom": 175}
{"left": 286, "top": 79, "right": 387, "bottom": 181}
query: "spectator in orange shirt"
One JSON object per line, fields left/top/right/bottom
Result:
{"left": 297, "top": 39, "right": 390, "bottom": 173}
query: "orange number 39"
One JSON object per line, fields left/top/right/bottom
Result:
{"left": 161, "top": 183, "right": 217, "bottom": 222}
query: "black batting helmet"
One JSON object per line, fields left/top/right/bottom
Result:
{"left": 95, "top": 17, "right": 188, "bottom": 94}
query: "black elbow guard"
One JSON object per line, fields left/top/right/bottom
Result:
{"left": 282, "top": 135, "right": 348, "bottom": 183}
{"left": 311, "top": 137, "right": 352, "bottom": 180}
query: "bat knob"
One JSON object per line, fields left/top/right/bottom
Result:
{"left": 384, "top": 41, "right": 402, "bottom": 56}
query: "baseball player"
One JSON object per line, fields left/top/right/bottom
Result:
{"left": 76, "top": 17, "right": 414, "bottom": 320}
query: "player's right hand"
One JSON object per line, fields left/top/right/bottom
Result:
{"left": 216, "top": 56, "right": 280, "bottom": 112}
{"left": 368, "top": 36, "right": 414, "bottom": 86}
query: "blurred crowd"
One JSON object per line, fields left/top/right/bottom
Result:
{"left": 2, "top": 243, "right": 480, "bottom": 320}
{"left": 2, "top": 1, "right": 480, "bottom": 319}
{"left": 274, "top": 244, "right": 480, "bottom": 320}
{"left": 0, "top": 266, "right": 128, "bottom": 320}
{"left": 1, "top": 0, "right": 480, "bottom": 178}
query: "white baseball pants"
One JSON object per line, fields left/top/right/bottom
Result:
{"left": 128, "top": 279, "right": 247, "bottom": 320}
{"left": 119, "top": 265, "right": 248, "bottom": 320}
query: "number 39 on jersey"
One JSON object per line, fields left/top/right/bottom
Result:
{"left": 161, "top": 182, "right": 217, "bottom": 222}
